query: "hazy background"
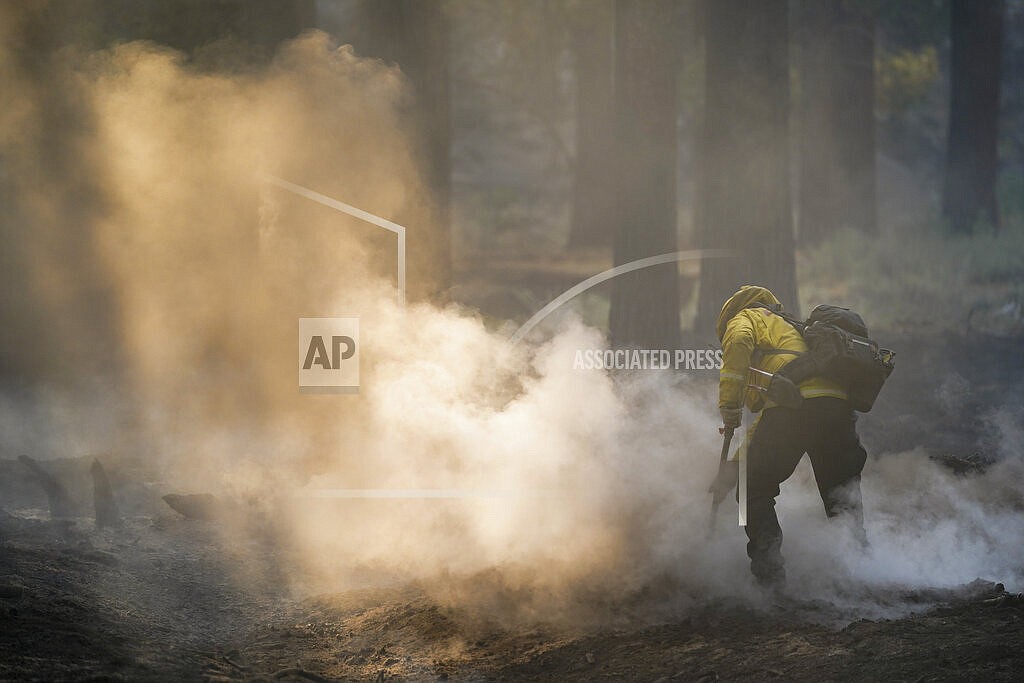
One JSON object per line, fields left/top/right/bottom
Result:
{"left": 1, "top": 0, "right": 1023, "bottom": 622}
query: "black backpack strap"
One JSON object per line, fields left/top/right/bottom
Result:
{"left": 748, "top": 302, "right": 807, "bottom": 334}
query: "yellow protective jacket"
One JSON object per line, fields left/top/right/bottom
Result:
{"left": 717, "top": 286, "right": 847, "bottom": 413}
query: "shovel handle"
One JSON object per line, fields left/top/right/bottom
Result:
{"left": 718, "top": 427, "right": 735, "bottom": 462}
{"left": 708, "top": 427, "right": 736, "bottom": 536}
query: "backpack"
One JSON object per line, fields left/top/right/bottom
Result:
{"left": 754, "top": 303, "right": 895, "bottom": 412}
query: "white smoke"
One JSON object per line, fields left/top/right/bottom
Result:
{"left": 0, "top": 13, "right": 1021, "bottom": 627}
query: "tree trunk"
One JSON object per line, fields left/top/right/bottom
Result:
{"left": 832, "top": 0, "right": 877, "bottom": 235}
{"left": 798, "top": 0, "right": 877, "bottom": 245}
{"left": 797, "top": 0, "right": 839, "bottom": 245}
{"left": 943, "top": 0, "right": 1005, "bottom": 234}
{"left": 608, "top": 0, "right": 681, "bottom": 350}
{"left": 696, "top": 0, "right": 797, "bottom": 335}
{"left": 567, "top": 0, "right": 616, "bottom": 251}
{"left": 360, "top": 0, "right": 452, "bottom": 299}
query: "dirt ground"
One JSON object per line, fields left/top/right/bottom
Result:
{"left": 1, "top": 330, "right": 1023, "bottom": 682}
{"left": 0, "top": 511, "right": 1022, "bottom": 682}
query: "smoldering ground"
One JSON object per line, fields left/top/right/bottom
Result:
{"left": 1, "top": 13, "right": 1023, "bottom": 631}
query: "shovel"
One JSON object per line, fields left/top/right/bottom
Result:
{"left": 707, "top": 426, "right": 736, "bottom": 537}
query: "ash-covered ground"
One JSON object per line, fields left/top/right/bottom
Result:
{"left": 2, "top": 331, "right": 1023, "bottom": 682}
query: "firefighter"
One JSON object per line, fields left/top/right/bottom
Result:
{"left": 712, "top": 285, "right": 868, "bottom": 588}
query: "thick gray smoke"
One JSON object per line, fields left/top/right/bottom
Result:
{"left": 0, "top": 8, "right": 1021, "bottom": 627}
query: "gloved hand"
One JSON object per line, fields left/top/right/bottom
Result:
{"left": 719, "top": 406, "right": 742, "bottom": 429}
{"left": 708, "top": 459, "right": 739, "bottom": 502}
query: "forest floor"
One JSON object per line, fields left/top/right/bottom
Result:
{"left": 1, "top": 330, "right": 1023, "bottom": 682}
{"left": 0, "top": 512, "right": 1022, "bottom": 682}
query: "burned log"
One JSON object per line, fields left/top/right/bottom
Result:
{"left": 17, "top": 455, "right": 74, "bottom": 519}
{"left": 90, "top": 459, "right": 122, "bottom": 529}
{"left": 162, "top": 493, "right": 222, "bottom": 520}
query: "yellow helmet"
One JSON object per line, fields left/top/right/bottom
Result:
{"left": 716, "top": 285, "right": 782, "bottom": 342}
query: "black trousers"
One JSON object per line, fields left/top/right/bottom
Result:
{"left": 744, "top": 397, "right": 867, "bottom": 585}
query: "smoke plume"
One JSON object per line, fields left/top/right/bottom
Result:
{"left": 1, "top": 9, "right": 1022, "bottom": 627}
